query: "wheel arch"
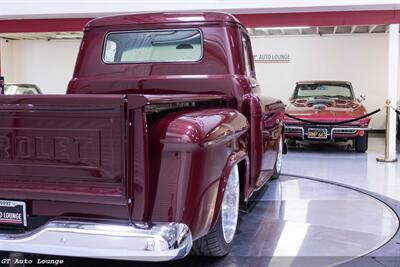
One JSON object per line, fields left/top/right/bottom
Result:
{"left": 147, "top": 107, "right": 250, "bottom": 240}
{"left": 209, "top": 151, "right": 249, "bottom": 231}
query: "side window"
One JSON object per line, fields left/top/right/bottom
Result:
{"left": 242, "top": 33, "right": 254, "bottom": 77}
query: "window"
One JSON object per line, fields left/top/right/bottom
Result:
{"left": 104, "top": 40, "right": 117, "bottom": 62}
{"left": 4, "top": 85, "right": 41, "bottom": 95}
{"left": 294, "top": 84, "right": 354, "bottom": 99}
{"left": 242, "top": 33, "right": 254, "bottom": 77}
{"left": 103, "top": 29, "right": 202, "bottom": 63}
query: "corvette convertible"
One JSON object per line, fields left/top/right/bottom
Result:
{"left": 284, "top": 81, "right": 371, "bottom": 152}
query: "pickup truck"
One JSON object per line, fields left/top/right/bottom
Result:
{"left": 0, "top": 12, "right": 285, "bottom": 261}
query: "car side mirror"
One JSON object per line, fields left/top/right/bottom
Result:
{"left": 356, "top": 94, "right": 366, "bottom": 103}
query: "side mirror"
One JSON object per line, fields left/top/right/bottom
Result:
{"left": 356, "top": 94, "right": 366, "bottom": 103}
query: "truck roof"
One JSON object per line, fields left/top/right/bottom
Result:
{"left": 86, "top": 12, "right": 242, "bottom": 28}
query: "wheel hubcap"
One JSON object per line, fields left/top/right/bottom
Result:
{"left": 276, "top": 138, "right": 283, "bottom": 173}
{"left": 221, "top": 165, "right": 240, "bottom": 244}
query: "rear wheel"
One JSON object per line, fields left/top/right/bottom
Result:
{"left": 192, "top": 164, "right": 240, "bottom": 256}
{"left": 271, "top": 137, "right": 283, "bottom": 179}
{"left": 355, "top": 132, "right": 368, "bottom": 153}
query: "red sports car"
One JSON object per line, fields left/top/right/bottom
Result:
{"left": 284, "top": 81, "right": 371, "bottom": 152}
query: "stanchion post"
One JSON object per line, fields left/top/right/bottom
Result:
{"left": 377, "top": 99, "right": 398, "bottom": 162}
{"left": 377, "top": 24, "right": 398, "bottom": 162}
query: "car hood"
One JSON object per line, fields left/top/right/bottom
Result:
{"left": 285, "top": 98, "right": 368, "bottom": 121}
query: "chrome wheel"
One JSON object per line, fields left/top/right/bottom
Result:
{"left": 276, "top": 137, "right": 283, "bottom": 173}
{"left": 221, "top": 165, "right": 240, "bottom": 244}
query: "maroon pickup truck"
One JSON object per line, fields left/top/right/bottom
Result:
{"left": 0, "top": 12, "right": 284, "bottom": 261}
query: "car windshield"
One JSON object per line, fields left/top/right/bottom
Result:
{"left": 293, "top": 83, "right": 353, "bottom": 99}
{"left": 4, "top": 85, "right": 40, "bottom": 95}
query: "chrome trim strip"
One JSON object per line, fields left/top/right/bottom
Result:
{"left": 284, "top": 126, "right": 305, "bottom": 140}
{"left": 332, "top": 129, "right": 358, "bottom": 134}
{"left": 0, "top": 218, "right": 192, "bottom": 261}
{"left": 330, "top": 127, "right": 370, "bottom": 140}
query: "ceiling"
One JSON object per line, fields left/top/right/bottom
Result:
{"left": 0, "top": 24, "right": 392, "bottom": 40}
{"left": 248, "top": 24, "right": 388, "bottom": 36}
{"left": 0, "top": 1, "right": 399, "bottom": 19}
{"left": 0, "top": 31, "right": 83, "bottom": 40}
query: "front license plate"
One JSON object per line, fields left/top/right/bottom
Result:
{"left": 308, "top": 128, "right": 328, "bottom": 139}
{"left": 0, "top": 200, "right": 27, "bottom": 227}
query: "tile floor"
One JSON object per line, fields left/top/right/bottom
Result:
{"left": 282, "top": 134, "right": 400, "bottom": 201}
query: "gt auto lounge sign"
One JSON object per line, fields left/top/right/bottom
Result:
{"left": 254, "top": 54, "right": 290, "bottom": 63}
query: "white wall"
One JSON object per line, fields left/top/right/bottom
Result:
{"left": 251, "top": 34, "right": 399, "bottom": 130}
{"left": 0, "top": 39, "right": 14, "bottom": 82}
{"left": 0, "top": 34, "right": 397, "bottom": 129}
{"left": 1, "top": 39, "right": 81, "bottom": 94}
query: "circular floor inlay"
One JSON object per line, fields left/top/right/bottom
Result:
{"left": 12, "top": 175, "right": 397, "bottom": 267}
{"left": 229, "top": 175, "right": 399, "bottom": 267}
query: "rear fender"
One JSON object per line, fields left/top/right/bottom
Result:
{"left": 209, "top": 151, "right": 249, "bottom": 229}
{"left": 147, "top": 107, "right": 249, "bottom": 240}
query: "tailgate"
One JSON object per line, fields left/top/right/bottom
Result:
{"left": 0, "top": 95, "right": 128, "bottom": 206}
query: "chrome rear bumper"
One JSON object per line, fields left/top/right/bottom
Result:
{"left": 285, "top": 125, "right": 370, "bottom": 140}
{"left": 0, "top": 218, "right": 192, "bottom": 261}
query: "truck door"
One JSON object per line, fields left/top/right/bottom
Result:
{"left": 241, "top": 31, "right": 282, "bottom": 189}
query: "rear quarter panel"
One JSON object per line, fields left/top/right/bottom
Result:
{"left": 146, "top": 107, "right": 249, "bottom": 239}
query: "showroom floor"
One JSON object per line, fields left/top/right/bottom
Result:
{"left": 282, "top": 134, "right": 400, "bottom": 201}
{"left": 55, "top": 174, "right": 398, "bottom": 267}
{"left": 46, "top": 134, "right": 399, "bottom": 267}
{"left": 3, "top": 135, "right": 400, "bottom": 267}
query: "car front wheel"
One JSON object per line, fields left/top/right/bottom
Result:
{"left": 355, "top": 132, "right": 369, "bottom": 153}
{"left": 191, "top": 164, "right": 240, "bottom": 256}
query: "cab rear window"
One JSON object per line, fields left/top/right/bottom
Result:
{"left": 103, "top": 29, "right": 202, "bottom": 63}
